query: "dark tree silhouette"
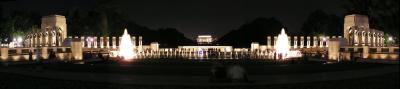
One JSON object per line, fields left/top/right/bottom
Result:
{"left": 300, "top": 10, "right": 343, "bottom": 36}
{"left": 0, "top": 11, "right": 40, "bottom": 43}
{"left": 217, "top": 17, "right": 284, "bottom": 47}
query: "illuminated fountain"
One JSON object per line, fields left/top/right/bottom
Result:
{"left": 118, "top": 29, "right": 136, "bottom": 61}
{"left": 275, "top": 28, "right": 302, "bottom": 59}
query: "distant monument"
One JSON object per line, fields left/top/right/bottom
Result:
{"left": 343, "top": 14, "right": 384, "bottom": 46}
{"left": 25, "top": 15, "right": 67, "bottom": 47}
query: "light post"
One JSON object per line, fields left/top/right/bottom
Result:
{"left": 388, "top": 36, "right": 393, "bottom": 46}
{"left": 17, "top": 37, "right": 23, "bottom": 47}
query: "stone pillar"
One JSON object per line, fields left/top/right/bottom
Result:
{"left": 52, "top": 34, "right": 57, "bottom": 46}
{"left": 375, "top": 35, "right": 379, "bottom": 47}
{"left": 119, "top": 37, "right": 122, "bottom": 47}
{"left": 267, "top": 36, "right": 271, "bottom": 49}
{"left": 300, "top": 36, "right": 304, "bottom": 48}
{"left": 100, "top": 37, "right": 104, "bottom": 48}
{"left": 71, "top": 39, "right": 82, "bottom": 60}
{"left": 44, "top": 35, "right": 49, "bottom": 47}
{"left": 294, "top": 36, "right": 298, "bottom": 48}
{"left": 288, "top": 36, "right": 292, "bottom": 48}
{"left": 381, "top": 35, "right": 384, "bottom": 46}
{"left": 306, "top": 36, "right": 311, "bottom": 48}
{"left": 42, "top": 47, "right": 48, "bottom": 59}
{"left": 132, "top": 36, "right": 136, "bottom": 48}
{"left": 362, "top": 46, "right": 369, "bottom": 59}
{"left": 58, "top": 35, "right": 62, "bottom": 47}
{"left": 139, "top": 36, "right": 143, "bottom": 52}
{"left": 1, "top": 47, "right": 9, "bottom": 61}
{"left": 81, "top": 36, "right": 85, "bottom": 48}
{"left": 106, "top": 37, "right": 110, "bottom": 48}
{"left": 29, "top": 38, "right": 32, "bottom": 47}
{"left": 112, "top": 37, "right": 116, "bottom": 49}
{"left": 31, "top": 37, "right": 35, "bottom": 47}
{"left": 38, "top": 35, "right": 43, "bottom": 47}
{"left": 326, "top": 36, "right": 330, "bottom": 47}
{"left": 328, "top": 39, "right": 340, "bottom": 61}
{"left": 319, "top": 36, "right": 324, "bottom": 48}
{"left": 353, "top": 32, "right": 358, "bottom": 46}
{"left": 313, "top": 36, "right": 317, "bottom": 48}
{"left": 273, "top": 36, "right": 277, "bottom": 48}
{"left": 371, "top": 35, "right": 375, "bottom": 47}
{"left": 94, "top": 37, "right": 98, "bottom": 48}
{"left": 87, "top": 37, "right": 92, "bottom": 48}
{"left": 16, "top": 48, "right": 22, "bottom": 55}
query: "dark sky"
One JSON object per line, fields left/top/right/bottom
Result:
{"left": 1, "top": 0, "right": 345, "bottom": 39}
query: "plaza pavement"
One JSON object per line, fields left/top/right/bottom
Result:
{"left": 0, "top": 64, "right": 398, "bottom": 86}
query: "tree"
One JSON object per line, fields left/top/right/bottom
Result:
{"left": 300, "top": 10, "right": 343, "bottom": 36}
{"left": 0, "top": 11, "right": 40, "bottom": 43}
{"left": 217, "top": 17, "right": 284, "bottom": 47}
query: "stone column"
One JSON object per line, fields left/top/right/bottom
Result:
{"left": 58, "top": 35, "right": 62, "bottom": 47}
{"left": 368, "top": 34, "right": 372, "bottom": 46}
{"left": 106, "top": 37, "right": 110, "bottom": 48}
{"left": 362, "top": 46, "right": 369, "bottom": 59}
{"left": 119, "top": 37, "right": 122, "bottom": 48}
{"left": 71, "top": 39, "right": 82, "bottom": 60}
{"left": 100, "top": 37, "right": 104, "bottom": 48}
{"left": 361, "top": 33, "right": 366, "bottom": 46}
{"left": 294, "top": 36, "right": 298, "bottom": 48}
{"left": 29, "top": 38, "right": 33, "bottom": 47}
{"left": 132, "top": 36, "right": 136, "bottom": 49}
{"left": 372, "top": 35, "right": 375, "bottom": 47}
{"left": 313, "top": 36, "right": 317, "bottom": 48}
{"left": 81, "top": 36, "right": 85, "bottom": 48}
{"left": 267, "top": 36, "right": 271, "bottom": 49}
{"left": 94, "top": 37, "right": 98, "bottom": 48}
{"left": 288, "top": 36, "right": 292, "bottom": 48}
{"left": 42, "top": 47, "right": 48, "bottom": 59}
{"left": 306, "top": 36, "right": 311, "bottom": 48}
{"left": 273, "top": 36, "right": 277, "bottom": 48}
{"left": 53, "top": 34, "right": 57, "bottom": 46}
{"left": 38, "top": 35, "right": 43, "bottom": 47}
{"left": 319, "top": 36, "right": 324, "bottom": 48}
{"left": 328, "top": 39, "right": 340, "bottom": 60}
{"left": 112, "top": 37, "right": 116, "bottom": 49}
{"left": 87, "top": 37, "right": 92, "bottom": 48}
{"left": 31, "top": 37, "right": 35, "bottom": 47}
{"left": 381, "top": 36, "right": 384, "bottom": 46}
{"left": 139, "top": 36, "right": 143, "bottom": 52}
{"left": 44, "top": 35, "right": 49, "bottom": 47}
{"left": 325, "top": 36, "right": 330, "bottom": 47}
{"left": 1, "top": 47, "right": 9, "bottom": 61}
{"left": 353, "top": 32, "right": 358, "bottom": 46}
{"left": 300, "top": 36, "right": 304, "bottom": 48}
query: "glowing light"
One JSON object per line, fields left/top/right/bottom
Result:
{"left": 275, "top": 28, "right": 290, "bottom": 59}
{"left": 388, "top": 36, "right": 393, "bottom": 41}
{"left": 273, "top": 28, "right": 303, "bottom": 60}
{"left": 119, "top": 29, "right": 136, "bottom": 61}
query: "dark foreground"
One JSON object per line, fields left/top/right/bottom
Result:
{"left": 0, "top": 72, "right": 398, "bottom": 89}
{"left": 0, "top": 59, "right": 399, "bottom": 89}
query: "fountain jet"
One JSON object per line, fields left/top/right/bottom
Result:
{"left": 119, "top": 29, "right": 136, "bottom": 61}
{"left": 275, "top": 28, "right": 290, "bottom": 59}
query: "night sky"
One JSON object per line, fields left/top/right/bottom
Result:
{"left": 1, "top": 0, "right": 345, "bottom": 39}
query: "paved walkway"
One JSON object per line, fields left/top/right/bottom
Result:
{"left": 0, "top": 65, "right": 398, "bottom": 86}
